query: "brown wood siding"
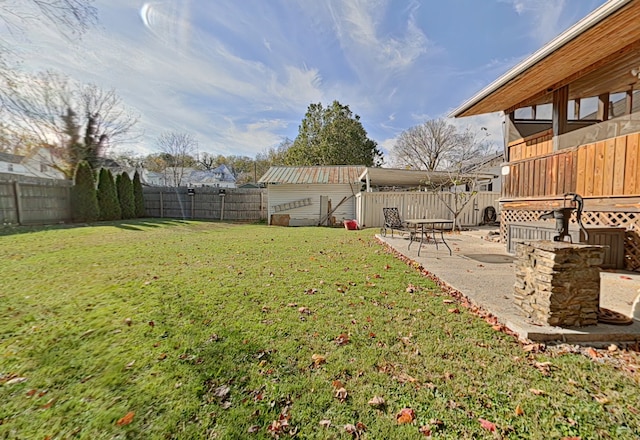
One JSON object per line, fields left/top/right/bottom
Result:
{"left": 504, "top": 132, "right": 640, "bottom": 199}
{"left": 508, "top": 129, "right": 553, "bottom": 161}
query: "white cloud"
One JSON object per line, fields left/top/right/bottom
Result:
{"left": 502, "top": 0, "right": 568, "bottom": 44}
{"left": 328, "top": 0, "right": 433, "bottom": 73}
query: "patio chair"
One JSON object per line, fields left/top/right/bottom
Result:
{"left": 381, "top": 207, "right": 410, "bottom": 238}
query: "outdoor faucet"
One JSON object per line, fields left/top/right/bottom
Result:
{"left": 538, "top": 193, "right": 588, "bottom": 243}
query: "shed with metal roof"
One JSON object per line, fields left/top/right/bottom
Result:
{"left": 258, "top": 166, "right": 365, "bottom": 226}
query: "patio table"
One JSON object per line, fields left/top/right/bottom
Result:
{"left": 405, "top": 219, "right": 454, "bottom": 256}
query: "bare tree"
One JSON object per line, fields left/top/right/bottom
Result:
{"left": 0, "top": 0, "right": 97, "bottom": 43}
{"left": 1, "top": 70, "right": 139, "bottom": 177}
{"left": 391, "top": 118, "right": 488, "bottom": 171}
{"left": 156, "top": 132, "right": 198, "bottom": 187}
{"left": 416, "top": 124, "right": 492, "bottom": 231}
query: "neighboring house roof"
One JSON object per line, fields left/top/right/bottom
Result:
{"left": 209, "top": 164, "right": 236, "bottom": 182}
{"left": 450, "top": 0, "right": 640, "bottom": 117}
{"left": 259, "top": 166, "right": 366, "bottom": 184}
{"left": 0, "top": 152, "right": 25, "bottom": 164}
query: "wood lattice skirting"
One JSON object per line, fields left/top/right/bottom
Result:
{"left": 501, "top": 209, "right": 640, "bottom": 271}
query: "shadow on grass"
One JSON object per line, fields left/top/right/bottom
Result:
{"left": 0, "top": 218, "right": 196, "bottom": 237}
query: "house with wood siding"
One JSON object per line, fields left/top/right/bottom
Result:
{"left": 450, "top": 0, "right": 640, "bottom": 269}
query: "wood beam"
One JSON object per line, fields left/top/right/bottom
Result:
{"left": 531, "top": 105, "right": 537, "bottom": 120}
{"left": 574, "top": 98, "right": 581, "bottom": 119}
{"left": 504, "top": 39, "right": 640, "bottom": 115}
{"left": 627, "top": 88, "right": 634, "bottom": 115}
{"left": 598, "top": 93, "right": 610, "bottom": 121}
{"left": 552, "top": 85, "right": 569, "bottom": 150}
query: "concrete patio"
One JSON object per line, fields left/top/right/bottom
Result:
{"left": 377, "top": 226, "right": 640, "bottom": 346}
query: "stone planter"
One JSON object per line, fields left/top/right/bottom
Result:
{"left": 514, "top": 240, "right": 605, "bottom": 327}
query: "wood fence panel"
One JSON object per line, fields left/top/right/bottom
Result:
{"left": 142, "top": 187, "right": 267, "bottom": 221}
{"left": 0, "top": 181, "right": 18, "bottom": 224}
{"left": 576, "top": 145, "right": 587, "bottom": 195}
{"left": 0, "top": 174, "right": 72, "bottom": 225}
{"left": 626, "top": 133, "right": 638, "bottom": 194}
{"left": 614, "top": 136, "right": 627, "bottom": 195}
{"left": 564, "top": 151, "right": 575, "bottom": 195}
{"left": 603, "top": 139, "right": 616, "bottom": 195}
{"left": 556, "top": 153, "right": 566, "bottom": 195}
{"left": 356, "top": 191, "right": 500, "bottom": 228}
{"left": 593, "top": 141, "right": 605, "bottom": 196}
{"left": 585, "top": 143, "right": 596, "bottom": 196}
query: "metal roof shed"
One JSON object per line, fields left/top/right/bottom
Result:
{"left": 258, "top": 166, "right": 365, "bottom": 226}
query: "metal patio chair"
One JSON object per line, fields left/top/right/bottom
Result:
{"left": 381, "top": 207, "right": 410, "bottom": 238}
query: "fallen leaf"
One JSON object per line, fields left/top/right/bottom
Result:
{"left": 332, "top": 380, "right": 344, "bottom": 389}
{"left": 523, "top": 343, "right": 545, "bottom": 353}
{"left": 344, "top": 424, "right": 357, "bottom": 433}
{"left": 298, "top": 306, "right": 311, "bottom": 315}
{"left": 396, "top": 408, "right": 415, "bottom": 424}
{"left": 533, "top": 361, "right": 553, "bottom": 376}
{"left": 116, "top": 412, "right": 135, "bottom": 426}
{"left": 124, "top": 318, "right": 132, "bottom": 326}
{"left": 5, "top": 377, "right": 27, "bottom": 385}
{"left": 319, "top": 419, "right": 331, "bottom": 428}
{"left": 628, "top": 405, "right": 640, "bottom": 415}
{"left": 26, "top": 389, "right": 37, "bottom": 397}
{"left": 334, "top": 387, "right": 348, "bottom": 402}
{"left": 41, "top": 398, "right": 56, "bottom": 409}
{"left": 515, "top": 404, "right": 524, "bottom": 416}
{"left": 213, "top": 385, "right": 230, "bottom": 399}
{"left": 620, "top": 275, "right": 633, "bottom": 280}
{"left": 478, "top": 418, "right": 496, "bottom": 432}
{"left": 368, "top": 396, "right": 385, "bottom": 408}
{"left": 442, "top": 299, "right": 455, "bottom": 304}
{"left": 560, "top": 437, "right": 581, "bottom": 440}
{"left": 335, "top": 333, "right": 350, "bottom": 346}
{"left": 248, "top": 425, "right": 260, "bottom": 433}
{"left": 157, "top": 353, "right": 167, "bottom": 360}
{"left": 593, "top": 394, "right": 610, "bottom": 404}
{"left": 587, "top": 348, "right": 600, "bottom": 359}
{"left": 148, "top": 321, "right": 155, "bottom": 327}
{"left": 444, "top": 372, "right": 454, "bottom": 381}
{"left": 419, "top": 425, "right": 432, "bottom": 436}
{"left": 311, "top": 354, "right": 326, "bottom": 366}
{"left": 447, "top": 308, "right": 460, "bottom": 314}
{"left": 125, "top": 360, "right": 135, "bottom": 369}
{"left": 529, "top": 388, "right": 545, "bottom": 395}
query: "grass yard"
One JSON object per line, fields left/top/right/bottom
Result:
{"left": 1, "top": 220, "right": 639, "bottom": 439}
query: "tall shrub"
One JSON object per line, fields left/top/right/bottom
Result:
{"left": 116, "top": 172, "right": 136, "bottom": 219}
{"left": 133, "top": 170, "right": 146, "bottom": 218}
{"left": 71, "top": 161, "right": 99, "bottom": 222}
{"left": 97, "top": 168, "right": 121, "bottom": 221}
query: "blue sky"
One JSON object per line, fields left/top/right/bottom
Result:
{"left": 16, "top": 0, "right": 607, "bottom": 160}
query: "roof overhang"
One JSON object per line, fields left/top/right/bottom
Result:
{"left": 450, "top": 0, "right": 640, "bottom": 118}
{"left": 359, "top": 167, "right": 497, "bottom": 188}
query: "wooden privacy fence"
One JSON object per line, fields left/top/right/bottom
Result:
{"left": 0, "top": 173, "right": 72, "bottom": 225}
{"left": 355, "top": 191, "right": 500, "bottom": 229}
{"left": 143, "top": 187, "right": 267, "bottom": 221}
{"left": 503, "top": 131, "right": 640, "bottom": 199}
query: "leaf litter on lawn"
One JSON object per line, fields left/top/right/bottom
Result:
{"left": 1, "top": 223, "right": 640, "bottom": 438}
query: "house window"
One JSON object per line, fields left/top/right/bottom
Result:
{"left": 8, "top": 164, "right": 13, "bottom": 172}
{"left": 40, "top": 164, "right": 48, "bottom": 172}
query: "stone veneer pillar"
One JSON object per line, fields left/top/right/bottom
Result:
{"left": 514, "top": 240, "right": 605, "bottom": 327}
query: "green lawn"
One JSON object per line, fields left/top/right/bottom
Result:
{"left": 1, "top": 220, "right": 639, "bottom": 439}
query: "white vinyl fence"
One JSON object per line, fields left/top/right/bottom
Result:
{"left": 355, "top": 191, "right": 500, "bottom": 229}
